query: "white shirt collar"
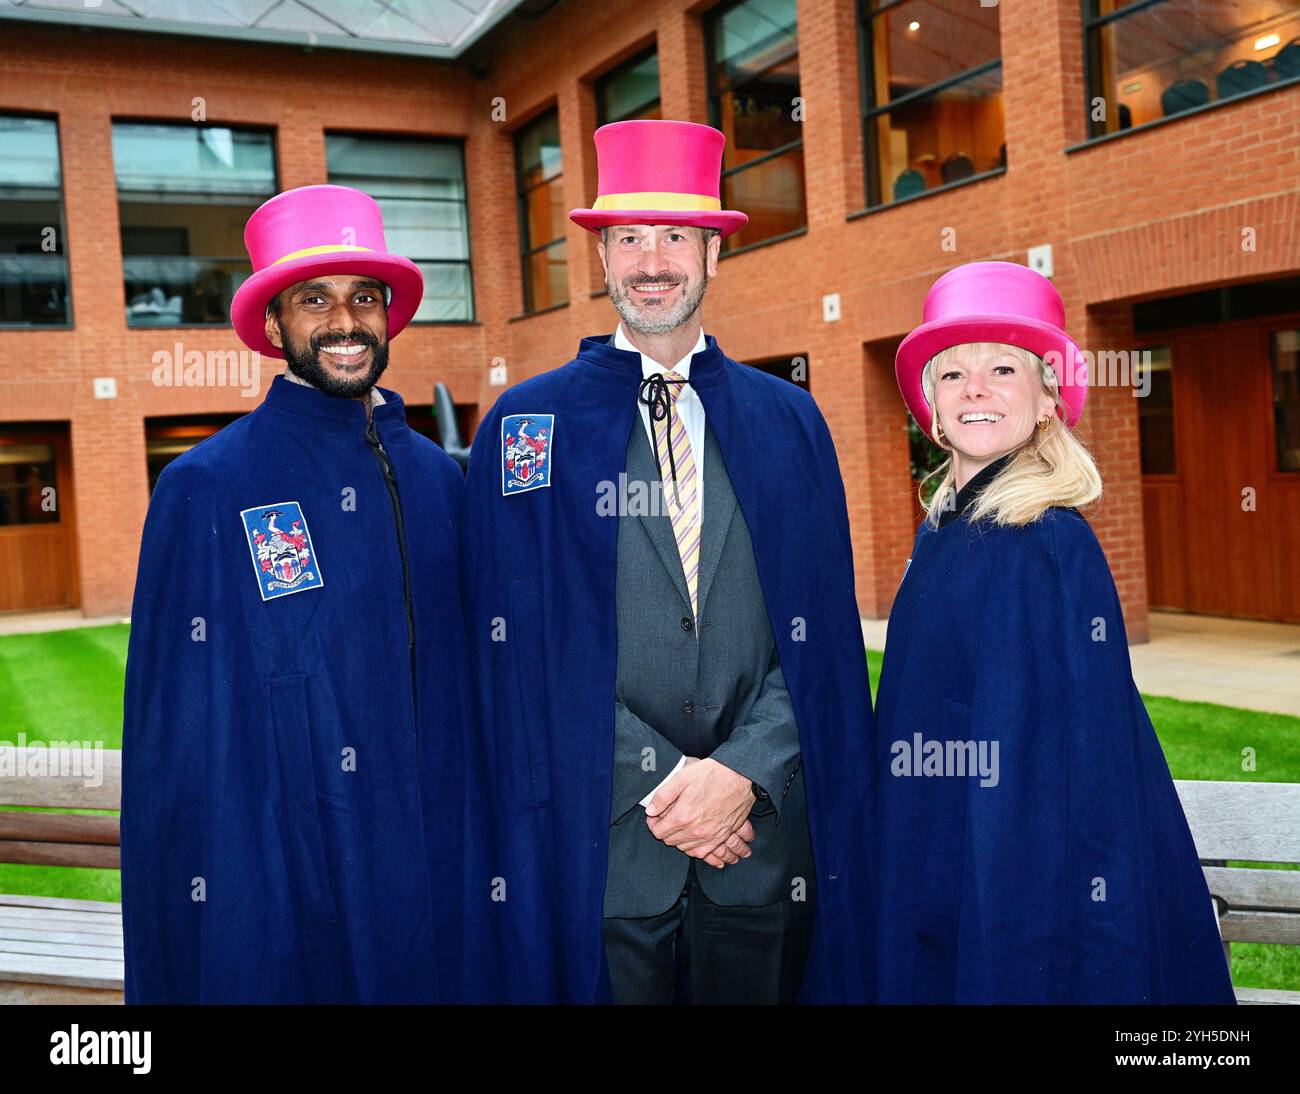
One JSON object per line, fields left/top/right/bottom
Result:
{"left": 613, "top": 322, "right": 706, "bottom": 380}
{"left": 284, "top": 369, "right": 385, "bottom": 406}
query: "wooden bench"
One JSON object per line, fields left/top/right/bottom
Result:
{"left": 0, "top": 749, "right": 1295, "bottom": 1004}
{"left": 1175, "top": 779, "right": 1300, "bottom": 1005}
{"left": 0, "top": 746, "right": 123, "bottom": 1003}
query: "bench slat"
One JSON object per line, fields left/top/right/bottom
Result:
{"left": 0, "top": 981, "right": 122, "bottom": 1004}
{"left": 1204, "top": 866, "right": 1300, "bottom": 913}
{"left": 1219, "top": 910, "right": 1300, "bottom": 946}
{"left": 0, "top": 925, "right": 124, "bottom": 948}
{"left": 1174, "top": 780, "right": 1300, "bottom": 863}
{"left": 0, "top": 911, "right": 122, "bottom": 935}
{"left": 0, "top": 812, "right": 120, "bottom": 846}
{"left": 0, "top": 748, "right": 121, "bottom": 810}
{"left": 0, "top": 914, "right": 122, "bottom": 935}
{"left": 0, "top": 840, "right": 120, "bottom": 869}
{"left": 1236, "top": 987, "right": 1300, "bottom": 1005}
{"left": 0, "top": 938, "right": 123, "bottom": 960}
{"left": 0, "top": 951, "right": 123, "bottom": 990}
{"left": 0, "top": 893, "right": 122, "bottom": 914}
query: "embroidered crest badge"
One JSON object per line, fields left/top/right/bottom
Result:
{"left": 240, "top": 501, "right": 324, "bottom": 600}
{"left": 501, "top": 413, "right": 555, "bottom": 496}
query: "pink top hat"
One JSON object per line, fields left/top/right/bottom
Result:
{"left": 895, "top": 261, "right": 1087, "bottom": 437}
{"left": 569, "top": 120, "right": 749, "bottom": 237}
{"left": 229, "top": 184, "right": 424, "bottom": 359}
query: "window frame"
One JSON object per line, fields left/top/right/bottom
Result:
{"left": 855, "top": 0, "right": 1007, "bottom": 213}
{"left": 0, "top": 110, "right": 74, "bottom": 330}
{"left": 514, "top": 107, "right": 568, "bottom": 316}
{"left": 595, "top": 44, "right": 663, "bottom": 126}
{"left": 111, "top": 117, "right": 279, "bottom": 331}
{"left": 1075, "top": 0, "right": 1300, "bottom": 150}
{"left": 324, "top": 129, "right": 477, "bottom": 326}
{"left": 704, "top": 0, "right": 808, "bottom": 255}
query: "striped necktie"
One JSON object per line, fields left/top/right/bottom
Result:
{"left": 649, "top": 369, "right": 702, "bottom": 618}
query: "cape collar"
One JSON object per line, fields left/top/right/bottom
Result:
{"left": 263, "top": 372, "right": 406, "bottom": 427}
{"left": 576, "top": 331, "right": 728, "bottom": 389}
{"left": 939, "top": 452, "right": 1015, "bottom": 528}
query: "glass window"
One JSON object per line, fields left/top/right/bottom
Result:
{"left": 859, "top": 0, "right": 1005, "bottom": 209}
{"left": 145, "top": 416, "right": 242, "bottom": 492}
{"left": 1137, "top": 345, "right": 1177, "bottom": 474}
{"left": 707, "top": 0, "right": 806, "bottom": 252}
{"left": 1085, "top": 0, "right": 1300, "bottom": 138}
{"left": 597, "top": 48, "right": 662, "bottom": 124}
{"left": 515, "top": 110, "right": 568, "bottom": 313}
{"left": 1273, "top": 330, "right": 1300, "bottom": 472}
{"left": 112, "top": 122, "right": 276, "bottom": 327}
{"left": 0, "top": 443, "right": 58, "bottom": 526}
{"left": 0, "top": 114, "right": 70, "bottom": 326}
{"left": 744, "top": 353, "right": 809, "bottom": 390}
{"left": 327, "top": 134, "right": 473, "bottom": 323}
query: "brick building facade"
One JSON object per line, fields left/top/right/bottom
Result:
{"left": 2, "top": 0, "right": 1299, "bottom": 639}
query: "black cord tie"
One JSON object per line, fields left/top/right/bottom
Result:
{"left": 637, "top": 372, "right": 689, "bottom": 509}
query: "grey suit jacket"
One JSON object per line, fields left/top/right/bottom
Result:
{"left": 605, "top": 411, "right": 816, "bottom": 918}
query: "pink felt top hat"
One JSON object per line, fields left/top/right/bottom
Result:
{"left": 229, "top": 184, "right": 424, "bottom": 359}
{"left": 895, "top": 261, "right": 1088, "bottom": 437}
{"left": 569, "top": 120, "right": 749, "bottom": 237}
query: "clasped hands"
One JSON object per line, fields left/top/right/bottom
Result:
{"left": 644, "top": 757, "right": 756, "bottom": 869}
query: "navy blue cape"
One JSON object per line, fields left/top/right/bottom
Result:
{"left": 461, "top": 334, "right": 877, "bottom": 1003}
{"left": 121, "top": 375, "right": 477, "bottom": 1003}
{"left": 875, "top": 505, "right": 1236, "bottom": 1003}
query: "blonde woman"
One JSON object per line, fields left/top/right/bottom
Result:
{"left": 877, "top": 261, "right": 1234, "bottom": 1004}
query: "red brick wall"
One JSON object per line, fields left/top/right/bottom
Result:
{"left": 2, "top": 1, "right": 1299, "bottom": 640}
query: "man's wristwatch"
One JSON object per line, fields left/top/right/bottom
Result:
{"left": 751, "top": 781, "right": 770, "bottom": 802}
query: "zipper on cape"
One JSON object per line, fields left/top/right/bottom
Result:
{"left": 364, "top": 414, "right": 419, "bottom": 746}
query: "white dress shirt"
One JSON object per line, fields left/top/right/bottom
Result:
{"left": 615, "top": 322, "right": 706, "bottom": 507}
{"left": 614, "top": 323, "right": 706, "bottom": 809}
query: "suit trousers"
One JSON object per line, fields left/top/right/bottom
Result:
{"left": 602, "top": 861, "right": 815, "bottom": 1004}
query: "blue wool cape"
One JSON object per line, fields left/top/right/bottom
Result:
{"left": 874, "top": 504, "right": 1236, "bottom": 1003}
{"left": 461, "top": 334, "right": 877, "bottom": 1003}
{"left": 120, "top": 375, "right": 476, "bottom": 1003}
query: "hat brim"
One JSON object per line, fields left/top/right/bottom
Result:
{"left": 230, "top": 251, "right": 424, "bottom": 359}
{"left": 569, "top": 208, "right": 749, "bottom": 238}
{"left": 895, "top": 314, "right": 1088, "bottom": 437}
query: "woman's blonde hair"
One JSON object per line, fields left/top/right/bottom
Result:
{"left": 918, "top": 341, "right": 1102, "bottom": 527}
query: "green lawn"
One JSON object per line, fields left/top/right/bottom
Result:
{"left": 0, "top": 630, "right": 1294, "bottom": 990}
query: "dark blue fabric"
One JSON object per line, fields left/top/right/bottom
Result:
{"left": 461, "top": 334, "right": 878, "bottom": 1003}
{"left": 875, "top": 505, "right": 1236, "bottom": 1003}
{"left": 121, "top": 375, "right": 480, "bottom": 1003}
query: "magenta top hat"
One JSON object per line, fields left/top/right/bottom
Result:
{"left": 895, "top": 260, "right": 1088, "bottom": 436}
{"left": 569, "top": 120, "right": 749, "bottom": 238}
{"left": 229, "top": 184, "right": 424, "bottom": 359}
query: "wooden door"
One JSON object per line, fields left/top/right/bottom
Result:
{"left": 1140, "top": 313, "right": 1300, "bottom": 623}
{"left": 0, "top": 430, "right": 78, "bottom": 613}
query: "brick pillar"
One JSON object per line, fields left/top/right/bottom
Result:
{"left": 658, "top": 6, "right": 709, "bottom": 124}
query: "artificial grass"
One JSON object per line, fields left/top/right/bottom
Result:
{"left": 0, "top": 628, "right": 1294, "bottom": 991}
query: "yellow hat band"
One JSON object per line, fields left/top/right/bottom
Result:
{"left": 591, "top": 191, "right": 722, "bottom": 212}
{"left": 272, "top": 244, "right": 375, "bottom": 265}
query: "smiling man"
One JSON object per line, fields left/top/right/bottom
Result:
{"left": 120, "top": 185, "right": 481, "bottom": 1003}
{"left": 462, "top": 121, "right": 877, "bottom": 1004}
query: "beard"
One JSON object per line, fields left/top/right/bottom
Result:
{"left": 280, "top": 325, "right": 389, "bottom": 398}
{"left": 607, "top": 268, "right": 708, "bottom": 336}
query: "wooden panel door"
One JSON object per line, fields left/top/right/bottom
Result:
{"left": 1148, "top": 319, "right": 1299, "bottom": 622}
{"left": 0, "top": 431, "right": 78, "bottom": 613}
{"left": 1264, "top": 321, "right": 1300, "bottom": 623}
